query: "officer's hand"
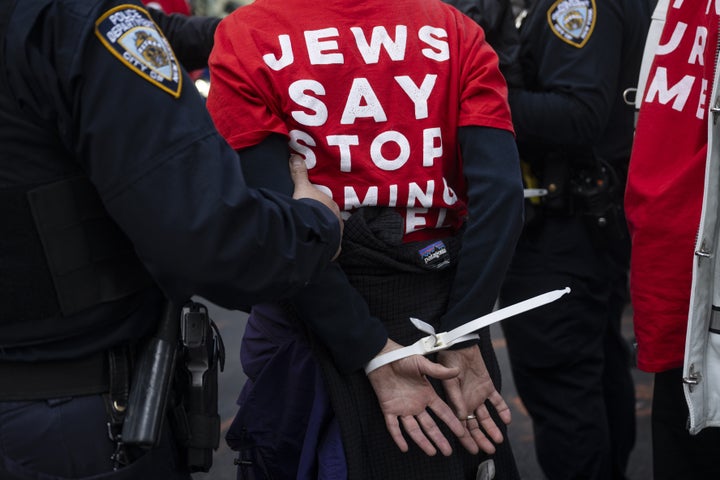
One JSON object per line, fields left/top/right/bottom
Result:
{"left": 437, "top": 345, "right": 511, "bottom": 455}
{"left": 366, "top": 339, "right": 468, "bottom": 457}
{"left": 289, "top": 155, "right": 343, "bottom": 259}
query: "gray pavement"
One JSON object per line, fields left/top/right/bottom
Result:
{"left": 192, "top": 300, "right": 653, "bottom": 480}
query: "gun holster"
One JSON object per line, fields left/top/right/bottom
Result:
{"left": 169, "top": 301, "right": 226, "bottom": 473}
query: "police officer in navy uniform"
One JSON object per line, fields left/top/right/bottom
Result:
{"left": 0, "top": 0, "right": 343, "bottom": 478}
{"left": 496, "top": 0, "right": 651, "bottom": 479}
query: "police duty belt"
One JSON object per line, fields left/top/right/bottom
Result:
{"left": 364, "top": 288, "right": 571, "bottom": 374}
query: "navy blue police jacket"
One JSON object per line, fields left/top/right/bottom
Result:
{"left": 0, "top": 0, "right": 341, "bottom": 363}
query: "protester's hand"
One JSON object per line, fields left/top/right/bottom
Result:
{"left": 366, "top": 339, "right": 467, "bottom": 456}
{"left": 289, "top": 155, "right": 343, "bottom": 259}
{"left": 437, "top": 345, "right": 511, "bottom": 455}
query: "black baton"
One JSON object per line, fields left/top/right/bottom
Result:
{"left": 121, "top": 301, "right": 181, "bottom": 447}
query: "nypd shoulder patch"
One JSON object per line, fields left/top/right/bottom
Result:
{"left": 546, "top": 0, "right": 596, "bottom": 49}
{"left": 95, "top": 5, "right": 182, "bottom": 97}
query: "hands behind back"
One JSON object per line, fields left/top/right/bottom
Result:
{"left": 366, "top": 339, "right": 511, "bottom": 457}
{"left": 437, "top": 345, "right": 511, "bottom": 455}
{"left": 366, "top": 339, "right": 467, "bottom": 457}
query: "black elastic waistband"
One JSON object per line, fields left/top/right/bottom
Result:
{"left": 0, "top": 352, "right": 109, "bottom": 401}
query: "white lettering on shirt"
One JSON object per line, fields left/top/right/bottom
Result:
{"left": 645, "top": 66, "right": 695, "bottom": 113}
{"left": 264, "top": 34, "right": 294, "bottom": 71}
{"left": 370, "top": 131, "right": 410, "bottom": 170}
{"left": 423, "top": 127, "right": 443, "bottom": 167}
{"left": 395, "top": 74, "right": 437, "bottom": 120}
{"left": 327, "top": 135, "right": 360, "bottom": 172}
{"left": 305, "top": 28, "right": 344, "bottom": 65}
{"left": 289, "top": 130, "right": 318, "bottom": 168}
{"left": 351, "top": 25, "right": 407, "bottom": 64}
{"left": 419, "top": 26, "right": 449, "bottom": 61}
{"left": 341, "top": 78, "right": 388, "bottom": 124}
{"left": 256, "top": 23, "right": 466, "bottom": 234}
{"left": 289, "top": 80, "right": 328, "bottom": 126}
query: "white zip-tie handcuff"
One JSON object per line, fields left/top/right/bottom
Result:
{"left": 364, "top": 287, "right": 571, "bottom": 374}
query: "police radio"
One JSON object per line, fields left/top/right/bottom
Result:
{"left": 570, "top": 161, "right": 615, "bottom": 228}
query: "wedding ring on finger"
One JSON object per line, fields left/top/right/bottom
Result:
{"left": 465, "top": 414, "right": 477, "bottom": 421}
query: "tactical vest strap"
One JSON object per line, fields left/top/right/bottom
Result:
{"left": 27, "top": 176, "right": 153, "bottom": 316}
{"left": 0, "top": 183, "right": 62, "bottom": 323}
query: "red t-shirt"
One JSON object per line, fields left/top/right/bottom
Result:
{"left": 625, "top": 4, "right": 720, "bottom": 372}
{"left": 142, "top": 0, "right": 191, "bottom": 15}
{"left": 207, "top": 0, "right": 512, "bottom": 242}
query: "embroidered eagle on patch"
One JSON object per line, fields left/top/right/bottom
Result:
{"left": 547, "top": 0, "right": 596, "bottom": 48}
{"left": 95, "top": 5, "right": 182, "bottom": 97}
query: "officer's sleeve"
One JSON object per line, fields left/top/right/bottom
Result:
{"left": 239, "top": 134, "right": 388, "bottom": 373}
{"left": 66, "top": 4, "right": 341, "bottom": 310}
{"left": 509, "top": 2, "right": 623, "bottom": 144}
{"left": 439, "top": 127, "right": 524, "bottom": 332}
{"left": 147, "top": 8, "right": 220, "bottom": 71}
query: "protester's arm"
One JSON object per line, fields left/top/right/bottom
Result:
{"left": 440, "top": 127, "right": 524, "bottom": 333}
{"left": 437, "top": 126, "right": 524, "bottom": 454}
